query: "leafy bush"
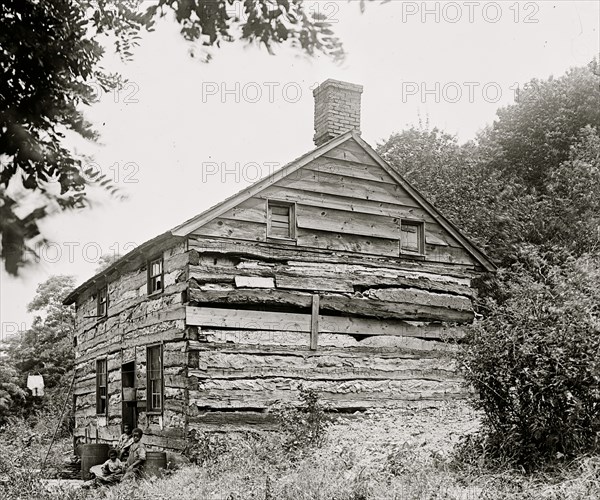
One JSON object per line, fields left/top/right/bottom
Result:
{"left": 184, "top": 429, "right": 230, "bottom": 466}
{"left": 459, "top": 246, "right": 600, "bottom": 469}
{"left": 272, "top": 386, "right": 334, "bottom": 455}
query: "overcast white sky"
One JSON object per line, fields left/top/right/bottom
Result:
{"left": 1, "top": 0, "right": 599, "bottom": 335}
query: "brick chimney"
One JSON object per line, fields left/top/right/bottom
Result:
{"left": 313, "top": 79, "right": 363, "bottom": 147}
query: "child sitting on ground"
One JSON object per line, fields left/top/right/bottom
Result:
{"left": 95, "top": 448, "right": 125, "bottom": 485}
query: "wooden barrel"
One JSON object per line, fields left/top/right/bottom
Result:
{"left": 80, "top": 443, "right": 109, "bottom": 480}
{"left": 143, "top": 451, "right": 167, "bottom": 478}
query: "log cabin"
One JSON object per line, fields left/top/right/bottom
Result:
{"left": 64, "top": 79, "right": 495, "bottom": 453}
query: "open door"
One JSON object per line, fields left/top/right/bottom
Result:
{"left": 121, "top": 361, "right": 137, "bottom": 430}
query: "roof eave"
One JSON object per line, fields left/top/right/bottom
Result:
{"left": 63, "top": 231, "right": 177, "bottom": 305}
{"left": 351, "top": 132, "right": 497, "bottom": 273}
{"left": 171, "top": 131, "right": 355, "bottom": 237}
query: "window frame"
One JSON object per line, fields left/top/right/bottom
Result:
{"left": 96, "top": 357, "right": 108, "bottom": 416}
{"left": 266, "top": 200, "right": 296, "bottom": 241}
{"left": 97, "top": 285, "right": 109, "bottom": 318}
{"left": 399, "top": 220, "right": 425, "bottom": 257}
{"left": 147, "top": 256, "right": 164, "bottom": 296}
{"left": 146, "top": 344, "right": 163, "bottom": 414}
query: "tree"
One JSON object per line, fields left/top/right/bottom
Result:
{"left": 378, "top": 60, "right": 600, "bottom": 265}
{"left": 95, "top": 253, "right": 122, "bottom": 273}
{"left": 543, "top": 126, "right": 600, "bottom": 254}
{"left": 8, "top": 275, "right": 76, "bottom": 391}
{"left": 377, "top": 125, "right": 540, "bottom": 264}
{"left": 0, "top": 0, "right": 349, "bottom": 275}
{"left": 0, "top": 0, "right": 151, "bottom": 274}
{"left": 0, "top": 362, "right": 27, "bottom": 425}
{"left": 379, "top": 63, "right": 600, "bottom": 469}
{"left": 151, "top": 0, "right": 344, "bottom": 61}
{"left": 485, "top": 60, "right": 600, "bottom": 192}
{"left": 459, "top": 246, "right": 600, "bottom": 468}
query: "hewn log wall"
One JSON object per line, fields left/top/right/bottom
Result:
{"left": 71, "top": 136, "right": 485, "bottom": 441}
{"left": 183, "top": 140, "right": 481, "bottom": 430}
{"left": 185, "top": 238, "right": 475, "bottom": 430}
{"left": 72, "top": 240, "right": 189, "bottom": 450}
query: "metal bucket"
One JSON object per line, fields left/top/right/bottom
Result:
{"left": 143, "top": 451, "right": 167, "bottom": 478}
{"left": 122, "top": 387, "right": 136, "bottom": 401}
{"left": 80, "top": 443, "right": 110, "bottom": 480}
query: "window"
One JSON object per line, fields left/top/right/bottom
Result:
{"left": 148, "top": 257, "right": 163, "bottom": 295}
{"left": 97, "top": 285, "right": 108, "bottom": 317}
{"left": 96, "top": 358, "right": 108, "bottom": 415}
{"left": 147, "top": 344, "right": 163, "bottom": 413}
{"left": 400, "top": 221, "right": 424, "bottom": 255}
{"left": 267, "top": 201, "right": 295, "bottom": 240}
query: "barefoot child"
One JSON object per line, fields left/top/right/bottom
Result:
{"left": 96, "top": 448, "right": 125, "bottom": 485}
{"left": 122, "top": 427, "right": 146, "bottom": 480}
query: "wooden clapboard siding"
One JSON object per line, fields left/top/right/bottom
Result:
{"left": 192, "top": 218, "right": 266, "bottom": 241}
{"left": 304, "top": 156, "right": 397, "bottom": 184}
{"left": 219, "top": 197, "right": 267, "bottom": 224}
{"left": 258, "top": 186, "right": 435, "bottom": 222}
{"left": 296, "top": 204, "right": 401, "bottom": 240}
{"left": 297, "top": 229, "right": 399, "bottom": 256}
{"left": 187, "top": 139, "right": 481, "bottom": 267}
{"left": 275, "top": 169, "right": 420, "bottom": 207}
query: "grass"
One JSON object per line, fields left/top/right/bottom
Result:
{"left": 2, "top": 400, "right": 599, "bottom": 499}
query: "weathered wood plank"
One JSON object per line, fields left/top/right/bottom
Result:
{"left": 188, "top": 411, "right": 274, "bottom": 431}
{"left": 297, "top": 228, "right": 399, "bottom": 257}
{"left": 189, "top": 377, "right": 468, "bottom": 409}
{"left": 76, "top": 327, "right": 186, "bottom": 364}
{"left": 310, "top": 294, "right": 319, "bottom": 350}
{"left": 189, "top": 332, "right": 460, "bottom": 353}
{"left": 187, "top": 287, "right": 473, "bottom": 323}
{"left": 187, "top": 306, "right": 310, "bottom": 332}
{"left": 189, "top": 258, "right": 473, "bottom": 296}
{"left": 188, "top": 287, "right": 313, "bottom": 309}
{"left": 219, "top": 198, "right": 267, "bottom": 224}
{"left": 274, "top": 170, "right": 420, "bottom": 207}
{"left": 234, "top": 276, "right": 275, "bottom": 288}
{"left": 425, "top": 245, "right": 476, "bottom": 266}
{"left": 187, "top": 236, "right": 478, "bottom": 277}
{"left": 365, "top": 288, "right": 472, "bottom": 311}
{"left": 185, "top": 306, "right": 472, "bottom": 333}
{"left": 325, "top": 139, "right": 381, "bottom": 167}
{"left": 275, "top": 275, "right": 354, "bottom": 293}
{"left": 189, "top": 351, "right": 459, "bottom": 381}
{"left": 258, "top": 186, "right": 436, "bottom": 222}
{"left": 305, "top": 156, "right": 397, "bottom": 184}
{"left": 296, "top": 204, "right": 401, "bottom": 240}
{"left": 193, "top": 218, "right": 266, "bottom": 241}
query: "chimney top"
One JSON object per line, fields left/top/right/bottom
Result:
{"left": 313, "top": 79, "right": 363, "bottom": 147}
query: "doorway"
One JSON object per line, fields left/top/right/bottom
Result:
{"left": 121, "top": 361, "right": 137, "bottom": 430}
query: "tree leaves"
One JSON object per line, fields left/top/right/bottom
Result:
{"left": 0, "top": 0, "right": 352, "bottom": 275}
{"left": 459, "top": 248, "right": 600, "bottom": 468}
